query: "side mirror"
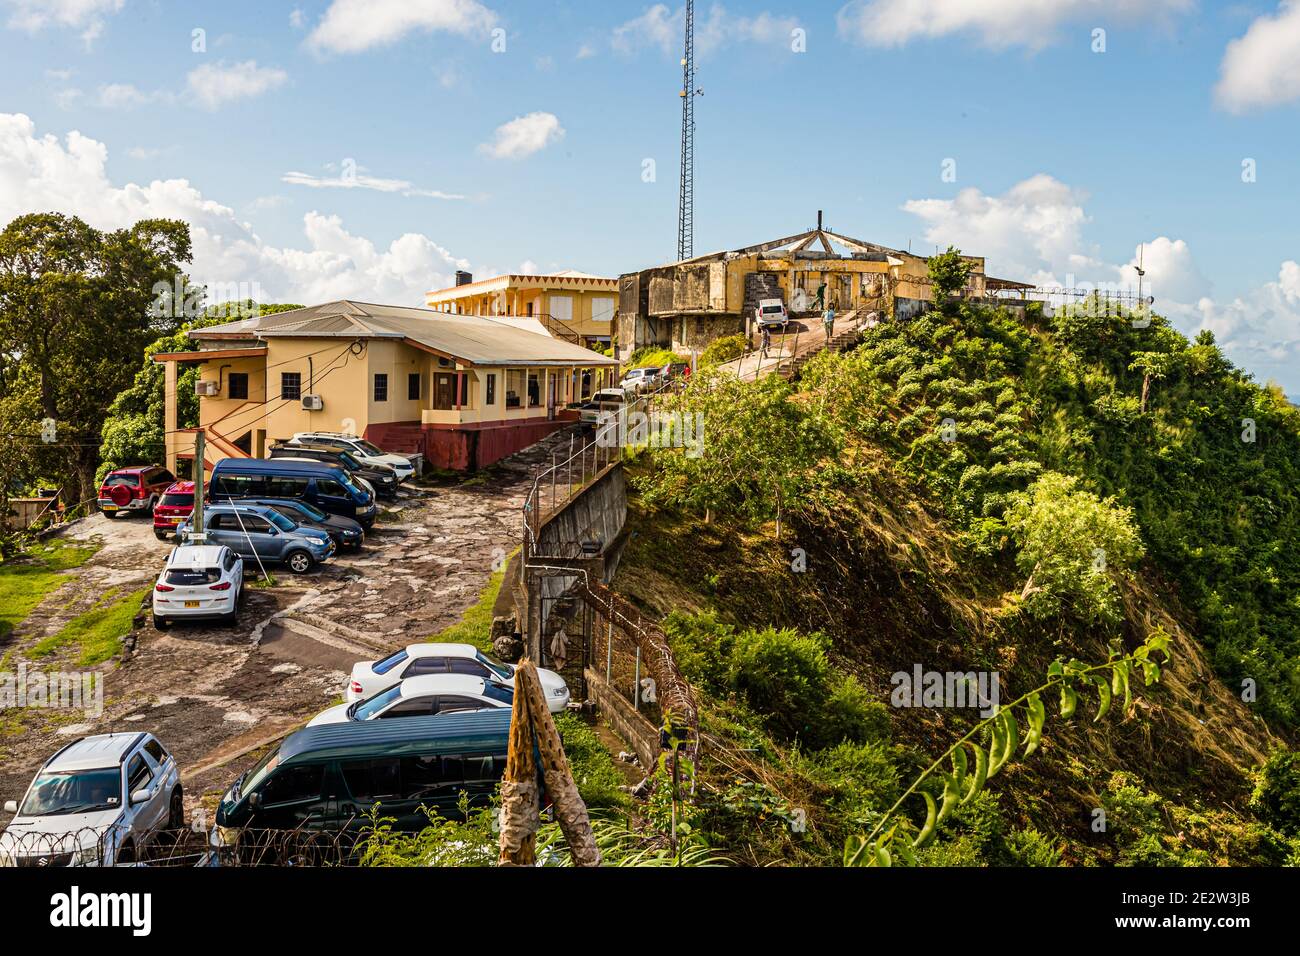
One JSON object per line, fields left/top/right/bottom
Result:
{"left": 130, "top": 788, "right": 155, "bottom": 806}
{"left": 247, "top": 792, "right": 262, "bottom": 809}
{"left": 3, "top": 800, "right": 17, "bottom": 814}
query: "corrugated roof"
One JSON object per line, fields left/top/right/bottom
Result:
{"left": 194, "top": 300, "right": 616, "bottom": 367}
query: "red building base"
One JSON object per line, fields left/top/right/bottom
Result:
{"left": 366, "top": 414, "right": 578, "bottom": 472}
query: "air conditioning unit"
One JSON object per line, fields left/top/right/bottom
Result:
{"left": 194, "top": 380, "right": 220, "bottom": 397}
{"left": 301, "top": 395, "right": 324, "bottom": 411}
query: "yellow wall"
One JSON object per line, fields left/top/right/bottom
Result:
{"left": 427, "top": 280, "right": 619, "bottom": 345}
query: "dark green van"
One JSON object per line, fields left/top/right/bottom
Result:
{"left": 214, "top": 709, "right": 511, "bottom": 840}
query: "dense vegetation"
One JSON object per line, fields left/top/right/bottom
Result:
{"left": 619, "top": 289, "right": 1298, "bottom": 865}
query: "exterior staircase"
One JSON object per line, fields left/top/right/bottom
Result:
{"left": 776, "top": 311, "right": 868, "bottom": 381}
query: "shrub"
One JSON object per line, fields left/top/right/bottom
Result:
{"left": 699, "top": 334, "right": 745, "bottom": 367}
{"left": 1250, "top": 747, "right": 1300, "bottom": 837}
{"left": 554, "top": 714, "right": 630, "bottom": 810}
{"left": 727, "top": 626, "right": 829, "bottom": 740}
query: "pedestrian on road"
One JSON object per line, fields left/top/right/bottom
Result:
{"left": 760, "top": 326, "right": 771, "bottom": 357}
{"left": 823, "top": 306, "right": 836, "bottom": 342}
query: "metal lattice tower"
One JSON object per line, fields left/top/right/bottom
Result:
{"left": 677, "top": 0, "right": 697, "bottom": 262}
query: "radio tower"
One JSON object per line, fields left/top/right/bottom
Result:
{"left": 677, "top": 0, "right": 699, "bottom": 261}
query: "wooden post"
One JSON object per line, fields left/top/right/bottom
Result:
{"left": 515, "top": 661, "right": 600, "bottom": 866}
{"left": 498, "top": 667, "right": 540, "bottom": 866}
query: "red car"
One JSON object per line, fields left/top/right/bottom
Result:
{"left": 152, "top": 480, "right": 197, "bottom": 541}
{"left": 97, "top": 465, "right": 177, "bottom": 520}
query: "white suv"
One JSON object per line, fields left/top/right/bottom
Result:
{"left": 308, "top": 674, "right": 512, "bottom": 726}
{"left": 0, "top": 733, "right": 183, "bottom": 867}
{"left": 152, "top": 544, "right": 243, "bottom": 628}
{"left": 290, "top": 432, "right": 416, "bottom": 481}
{"left": 755, "top": 298, "right": 790, "bottom": 329}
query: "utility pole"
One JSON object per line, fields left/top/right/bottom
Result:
{"left": 191, "top": 430, "right": 205, "bottom": 541}
{"left": 677, "top": 0, "right": 700, "bottom": 262}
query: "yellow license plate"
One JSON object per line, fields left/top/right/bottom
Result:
{"left": 102, "top": 506, "right": 117, "bottom": 511}
{"left": 184, "top": 601, "right": 200, "bottom": 608}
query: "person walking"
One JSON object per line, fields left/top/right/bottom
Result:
{"left": 760, "top": 325, "right": 771, "bottom": 358}
{"left": 823, "top": 305, "right": 836, "bottom": 343}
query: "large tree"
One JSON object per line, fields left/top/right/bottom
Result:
{"left": 0, "top": 212, "right": 192, "bottom": 502}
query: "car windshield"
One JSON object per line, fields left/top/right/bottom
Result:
{"left": 101, "top": 475, "right": 137, "bottom": 487}
{"left": 337, "top": 452, "right": 360, "bottom": 469}
{"left": 351, "top": 685, "right": 404, "bottom": 721}
{"left": 372, "top": 649, "right": 409, "bottom": 675}
{"left": 20, "top": 768, "right": 122, "bottom": 816}
{"left": 476, "top": 651, "right": 514, "bottom": 681}
{"left": 483, "top": 681, "right": 514, "bottom": 705}
{"left": 267, "top": 511, "right": 296, "bottom": 531}
{"left": 239, "top": 749, "right": 281, "bottom": 802}
{"left": 341, "top": 476, "right": 366, "bottom": 497}
{"left": 355, "top": 440, "right": 384, "bottom": 456}
{"left": 165, "top": 567, "right": 220, "bottom": 585}
{"left": 292, "top": 500, "right": 327, "bottom": 520}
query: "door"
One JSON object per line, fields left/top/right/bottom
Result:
{"left": 229, "top": 513, "right": 277, "bottom": 559}
{"left": 547, "top": 372, "right": 557, "bottom": 420}
{"left": 312, "top": 478, "right": 353, "bottom": 518}
{"left": 254, "top": 764, "right": 328, "bottom": 831}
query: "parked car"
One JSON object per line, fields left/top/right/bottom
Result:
{"left": 237, "top": 498, "right": 364, "bottom": 550}
{"left": 618, "top": 367, "right": 659, "bottom": 394}
{"left": 213, "top": 709, "right": 512, "bottom": 839}
{"left": 175, "top": 503, "right": 334, "bottom": 574}
{"left": 346, "top": 643, "right": 571, "bottom": 713}
{"left": 307, "top": 674, "right": 512, "bottom": 727}
{"left": 269, "top": 443, "right": 399, "bottom": 499}
{"left": 0, "top": 733, "right": 183, "bottom": 867}
{"left": 152, "top": 543, "right": 243, "bottom": 628}
{"left": 97, "top": 465, "right": 176, "bottom": 519}
{"left": 152, "top": 480, "right": 196, "bottom": 541}
{"left": 290, "top": 432, "right": 416, "bottom": 482}
{"left": 661, "top": 361, "right": 691, "bottom": 382}
{"left": 578, "top": 387, "right": 628, "bottom": 426}
{"left": 755, "top": 297, "right": 790, "bottom": 329}
{"left": 210, "top": 458, "right": 377, "bottom": 527}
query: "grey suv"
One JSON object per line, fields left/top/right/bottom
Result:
{"left": 0, "top": 732, "right": 183, "bottom": 866}
{"left": 176, "top": 504, "right": 335, "bottom": 573}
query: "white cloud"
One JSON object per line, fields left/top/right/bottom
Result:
{"left": 96, "top": 82, "right": 159, "bottom": 109}
{"left": 478, "top": 112, "right": 564, "bottom": 160}
{"left": 186, "top": 61, "right": 288, "bottom": 111}
{"left": 305, "top": 0, "right": 498, "bottom": 54}
{"left": 289, "top": 7, "right": 305, "bottom": 30}
{"left": 4, "top": 0, "right": 124, "bottom": 43}
{"left": 282, "top": 166, "right": 465, "bottom": 200}
{"left": 836, "top": 0, "right": 1192, "bottom": 50}
{"left": 901, "top": 173, "right": 1300, "bottom": 392}
{"left": 576, "top": 43, "right": 596, "bottom": 59}
{"left": 1215, "top": 0, "right": 1300, "bottom": 112}
{"left": 53, "top": 87, "right": 83, "bottom": 110}
{"left": 613, "top": 4, "right": 800, "bottom": 56}
{"left": 0, "top": 112, "right": 470, "bottom": 306}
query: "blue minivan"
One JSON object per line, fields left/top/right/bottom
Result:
{"left": 210, "top": 458, "right": 377, "bottom": 528}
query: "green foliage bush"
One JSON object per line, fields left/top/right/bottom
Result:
{"left": 1250, "top": 747, "right": 1300, "bottom": 837}
{"left": 699, "top": 334, "right": 745, "bottom": 367}
{"left": 553, "top": 713, "right": 630, "bottom": 810}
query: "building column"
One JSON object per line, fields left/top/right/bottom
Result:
{"left": 163, "top": 360, "right": 179, "bottom": 475}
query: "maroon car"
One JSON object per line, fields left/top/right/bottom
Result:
{"left": 98, "top": 465, "right": 177, "bottom": 519}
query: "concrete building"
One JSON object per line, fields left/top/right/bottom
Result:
{"left": 426, "top": 269, "right": 619, "bottom": 353}
{"left": 153, "top": 300, "right": 618, "bottom": 474}
{"left": 616, "top": 218, "right": 1031, "bottom": 361}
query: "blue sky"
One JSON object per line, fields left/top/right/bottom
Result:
{"left": 1, "top": 0, "right": 1298, "bottom": 392}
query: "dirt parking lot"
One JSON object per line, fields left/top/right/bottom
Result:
{"left": 0, "top": 430, "right": 575, "bottom": 821}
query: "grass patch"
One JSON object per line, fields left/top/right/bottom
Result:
{"left": 554, "top": 713, "right": 631, "bottom": 809}
{"left": 428, "top": 556, "right": 512, "bottom": 652}
{"left": 28, "top": 587, "right": 148, "bottom": 667}
{"left": 0, "top": 538, "right": 101, "bottom": 642}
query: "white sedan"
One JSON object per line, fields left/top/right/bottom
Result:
{"left": 346, "top": 643, "right": 571, "bottom": 713}
{"left": 152, "top": 544, "right": 243, "bottom": 628}
{"left": 308, "top": 674, "right": 512, "bottom": 727}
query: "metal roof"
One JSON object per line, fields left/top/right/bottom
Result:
{"left": 47, "top": 733, "right": 145, "bottom": 772}
{"left": 278, "top": 709, "right": 512, "bottom": 766}
{"left": 193, "top": 300, "right": 617, "bottom": 368}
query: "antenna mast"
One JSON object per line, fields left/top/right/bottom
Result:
{"left": 677, "top": 0, "right": 698, "bottom": 261}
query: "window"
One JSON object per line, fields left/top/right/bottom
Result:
{"left": 486, "top": 373, "right": 497, "bottom": 406}
{"left": 261, "top": 765, "right": 323, "bottom": 806}
{"left": 228, "top": 372, "right": 249, "bottom": 400}
{"left": 280, "top": 372, "right": 301, "bottom": 400}
{"left": 373, "top": 373, "right": 388, "bottom": 402}
{"left": 126, "top": 754, "right": 153, "bottom": 795}
{"left": 372, "top": 649, "right": 409, "bottom": 675}
{"left": 401, "top": 657, "right": 448, "bottom": 677}
{"left": 380, "top": 698, "right": 437, "bottom": 718}
{"left": 435, "top": 695, "right": 489, "bottom": 714}
{"left": 342, "top": 759, "right": 400, "bottom": 802}
{"left": 316, "top": 478, "right": 346, "bottom": 498}
{"left": 264, "top": 475, "right": 309, "bottom": 498}
{"left": 143, "top": 740, "right": 169, "bottom": 764}
{"left": 506, "top": 369, "right": 525, "bottom": 409}
{"left": 166, "top": 567, "right": 221, "bottom": 586}
{"left": 591, "top": 296, "right": 615, "bottom": 323}
{"left": 447, "top": 658, "right": 491, "bottom": 679}
{"left": 408, "top": 373, "right": 421, "bottom": 401}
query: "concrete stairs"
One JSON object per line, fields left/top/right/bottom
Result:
{"left": 776, "top": 311, "right": 865, "bottom": 381}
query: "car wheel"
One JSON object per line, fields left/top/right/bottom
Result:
{"left": 152, "top": 614, "right": 170, "bottom": 630}
{"left": 167, "top": 788, "right": 184, "bottom": 832}
{"left": 286, "top": 550, "right": 313, "bottom": 574}
{"left": 116, "top": 839, "right": 136, "bottom": 866}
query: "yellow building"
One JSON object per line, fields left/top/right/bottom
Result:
{"left": 153, "top": 300, "right": 618, "bottom": 474}
{"left": 426, "top": 269, "right": 618, "bottom": 353}
{"left": 617, "top": 218, "right": 1030, "bottom": 360}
